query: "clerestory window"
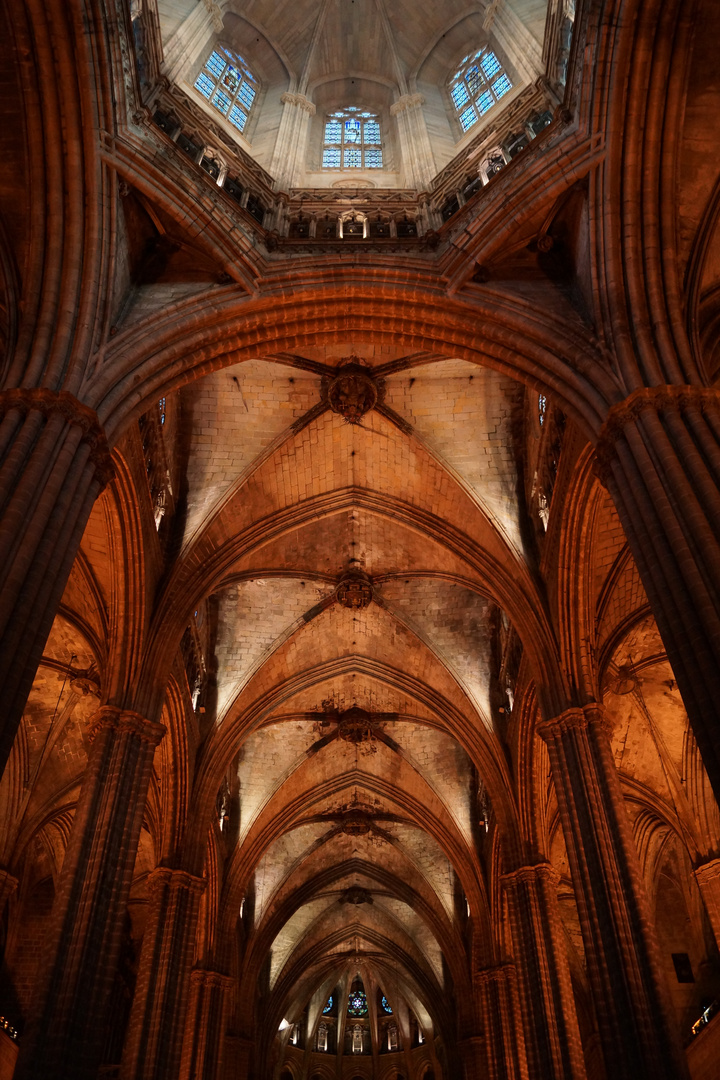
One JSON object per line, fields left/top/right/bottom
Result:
{"left": 449, "top": 48, "right": 512, "bottom": 133}
{"left": 322, "top": 108, "right": 383, "bottom": 169}
{"left": 194, "top": 45, "right": 257, "bottom": 134}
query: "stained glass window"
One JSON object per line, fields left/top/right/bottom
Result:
{"left": 347, "top": 988, "right": 368, "bottom": 1016}
{"left": 449, "top": 48, "right": 512, "bottom": 134}
{"left": 381, "top": 995, "right": 392, "bottom": 1014}
{"left": 194, "top": 45, "right": 257, "bottom": 134}
{"left": 322, "top": 108, "right": 383, "bottom": 169}
{"left": 322, "top": 995, "right": 334, "bottom": 1014}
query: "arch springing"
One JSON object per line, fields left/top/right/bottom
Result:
{"left": 449, "top": 47, "right": 512, "bottom": 133}
{"left": 194, "top": 44, "right": 257, "bottom": 134}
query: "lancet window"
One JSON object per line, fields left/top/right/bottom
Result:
{"left": 322, "top": 108, "right": 383, "bottom": 169}
{"left": 194, "top": 45, "right": 257, "bottom": 134}
{"left": 449, "top": 47, "right": 512, "bottom": 133}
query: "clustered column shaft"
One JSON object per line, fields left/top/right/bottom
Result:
{"left": 501, "top": 863, "right": 587, "bottom": 1080}
{"left": 179, "top": 969, "right": 234, "bottom": 1080}
{"left": 14, "top": 706, "right": 165, "bottom": 1080}
{"left": 120, "top": 867, "right": 206, "bottom": 1080}
{"left": 598, "top": 390, "right": 720, "bottom": 801}
{"left": 538, "top": 704, "right": 687, "bottom": 1080}
{"left": 0, "top": 390, "right": 113, "bottom": 776}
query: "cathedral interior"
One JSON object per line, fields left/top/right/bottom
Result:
{"left": 1, "top": 1, "right": 720, "bottom": 1079}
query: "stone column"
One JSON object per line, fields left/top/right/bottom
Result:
{"left": 538, "top": 704, "right": 688, "bottom": 1080}
{"left": 270, "top": 94, "right": 316, "bottom": 190}
{"left": 596, "top": 387, "right": 720, "bottom": 803}
{"left": 14, "top": 706, "right": 164, "bottom": 1080}
{"left": 222, "top": 1033, "right": 253, "bottom": 1080}
{"left": 501, "top": 863, "right": 587, "bottom": 1080}
{"left": 120, "top": 868, "right": 206, "bottom": 1080}
{"left": 694, "top": 858, "right": 720, "bottom": 951}
{"left": 459, "top": 1035, "right": 485, "bottom": 1080}
{"left": 390, "top": 94, "right": 436, "bottom": 191}
{"left": 179, "top": 969, "right": 234, "bottom": 1080}
{"left": 0, "top": 388, "right": 112, "bottom": 776}
{"left": 473, "top": 963, "right": 529, "bottom": 1080}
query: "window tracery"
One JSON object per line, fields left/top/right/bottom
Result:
{"left": 194, "top": 44, "right": 257, "bottom": 134}
{"left": 323, "top": 108, "right": 383, "bottom": 169}
{"left": 347, "top": 987, "right": 368, "bottom": 1016}
{"left": 449, "top": 47, "right": 512, "bottom": 133}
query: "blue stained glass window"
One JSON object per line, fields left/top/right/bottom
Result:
{"left": 228, "top": 106, "right": 247, "bottom": 132}
{"left": 194, "top": 45, "right": 258, "bottom": 134}
{"left": 323, "top": 108, "right": 383, "bottom": 169}
{"left": 221, "top": 66, "right": 240, "bottom": 93}
{"left": 206, "top": 50, "right": 225, "bottom": 78}
{"left": 466, "top": 65, "right": 483, "bottom": 96}
{"left": 344, "top": 119, "right": 362, "bottom": 143}
{"left": 238, "top": 82, "right": 255, "bottom": 109}
{"left": 481, "top": 51, "right": 501, "bottom": 79}
{"left": 476, "top": 89, "right": 494, "bottom": 114}
{"left": 195, "top": 72, "right": 214, "bottom": 99}
{"left": 325, "top": 121, "right": 342, "bottom": 143}
{"left": 381, "top": 995, "right": 392, "bottom": 1014}
{"left": 323, "top": 995, "right": 334, "bottom": 1014}
{"left": 450, "top": 47, "right": 512, "bottom": 132}
{"left": 459, "top": 106, "right": 477, "bottom": 131}
{"left": 492, "top": 74, "right": 512, "bottom": 98}
{"left": 212, "top": 89, "right": 231, "bottom": 114}
{"left": 451, "top": 82, "right": 469, "bottom": 108}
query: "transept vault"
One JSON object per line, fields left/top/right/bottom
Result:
{"left": 0, "top": 1, "right": 720, "bottom": 1080}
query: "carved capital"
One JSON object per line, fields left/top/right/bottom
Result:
{"left": 147, "top": 866, "right": 206, "bottom": 897}
{"left": 694, "top": 857, "right": 720, "bottom": 887}
{"left": 595, "top": 385, "right": 720, "bottom": 479}
{"left": 473, "top": 961, "right": 516, "bottom": 987}
{"left": 280, "top": 92, "right": 316, "bottom": 115}
{"left": 0, "top": 387, "right": 114, "bottom": 489}
{"left": 88, "top": 705, "right": 166, "bottom": 747}
{"left": 501, "top": 862, "right": 560, "bottom": 890}
{"left": 390, "top": 93, "right": 425, "bottom": 115}
{"left": 189, "top": 967, "right": 234, "bottom": 990}
{"left": 202, "top": 0, "right": 224, "bottom": 33}
{"left": 537, "top": 703, "right": 611, "bottom": 743}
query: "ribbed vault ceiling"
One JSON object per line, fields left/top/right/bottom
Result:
{"left": 167, "top": 345, "right": 523, "bottom": 1063}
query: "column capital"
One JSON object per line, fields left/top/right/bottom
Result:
{"left": 390, "top": 92, "right": 425, "bottom": 115}
{"left": 0, "top": 387, "right": 114, "bottom": 488}
{"left": 89, "top": 706, "right": 166, "bottom": 747}
{"left": 280, "top": 92, "right": 316, "bottom": 115}
{"left": 694, "top": 856, "right": 720, "bottom": 886}
{"left": 472, "top": 961, "right": 516, "bottom": 987}
{"left": 501, "top": 862, "right": 560, "bottom": 889}
{"left": 147, "top": 866, "right": 206, "bottom": 897}
{"left": 189, "top": 967, "right": 233, "bottom": 990}
{"left": 596, "top": 384, "right": 720, "bottom": 477}
{"left": 537, "top": 702, "right": 611, "bottom": 743}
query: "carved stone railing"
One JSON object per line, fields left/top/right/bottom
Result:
{"left": 143, "top": 80, "right": 563, "bottom": 252}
